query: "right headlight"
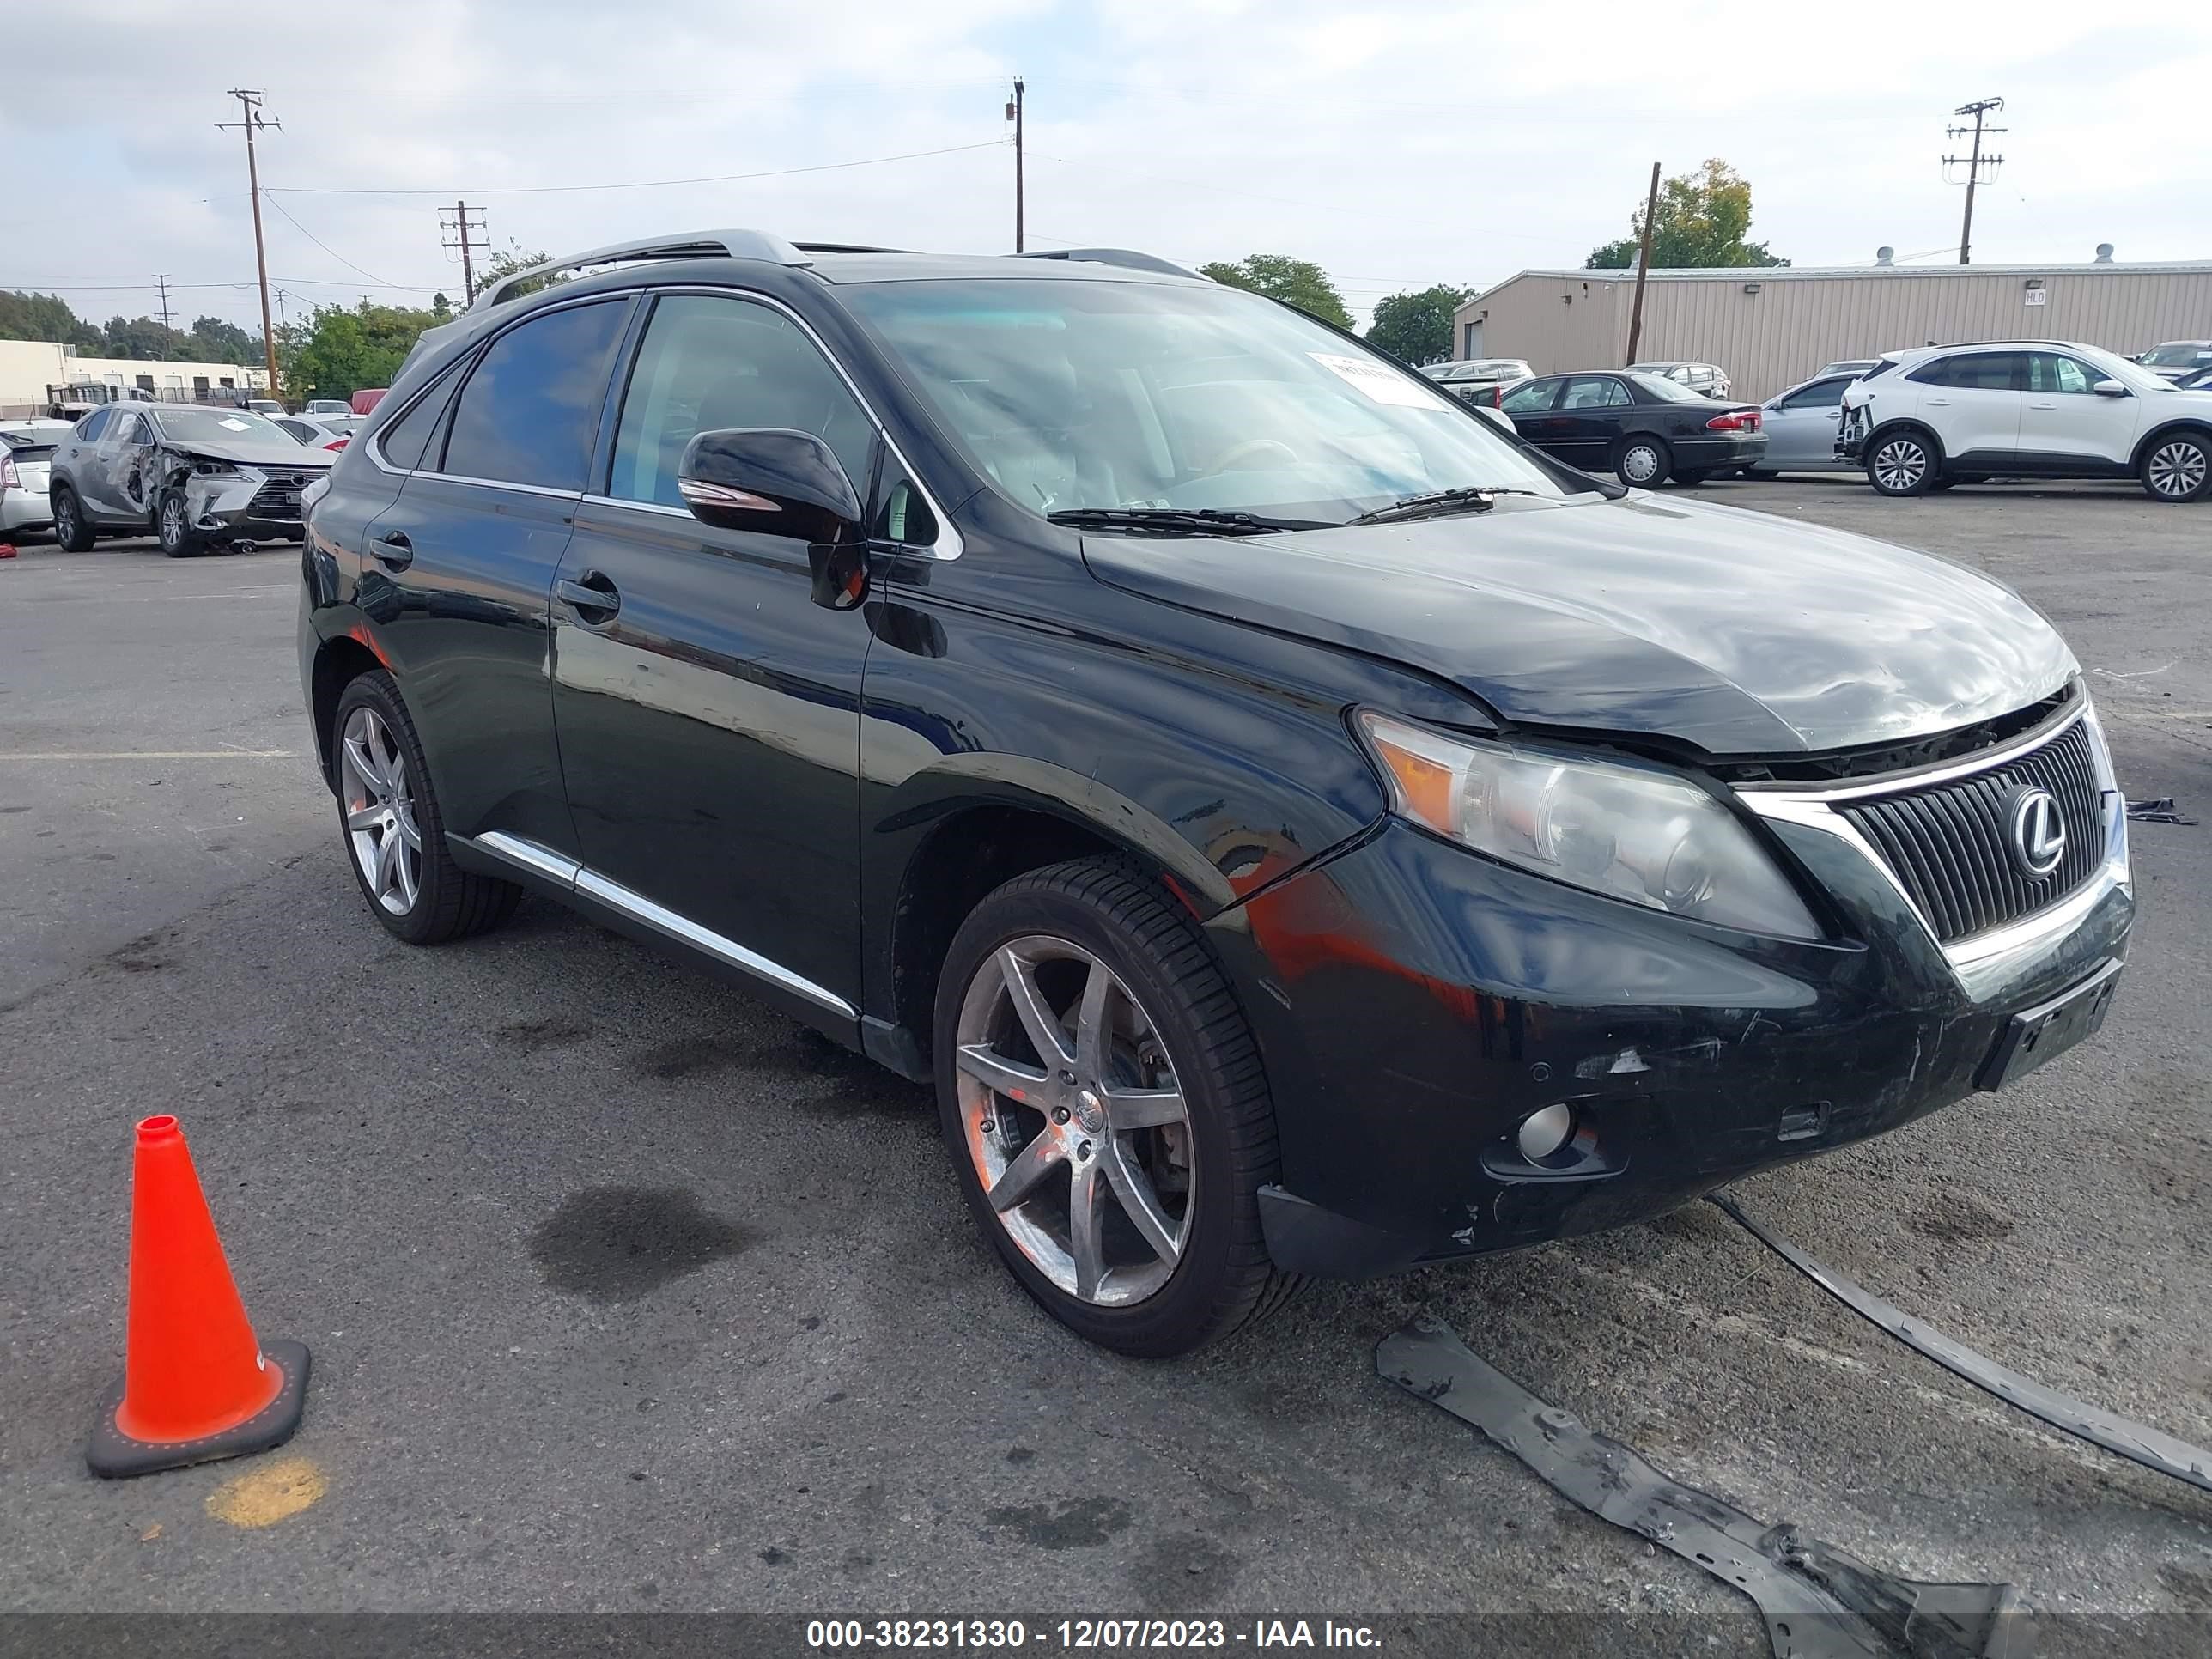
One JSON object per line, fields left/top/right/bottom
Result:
{"left": 1357, "top": 710, "right": 1822, "bottom": 939}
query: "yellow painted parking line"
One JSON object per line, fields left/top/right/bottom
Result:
{"left": 0, "top": 750, "right": 296, "bottom": 761}
{"left": 204, "top": 1455, "right": 326, "bottom": 1528}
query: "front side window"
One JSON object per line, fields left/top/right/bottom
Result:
{"left": 1780, "top": 378, "right": 1846, "bottom": 410}
{"left": 442, "top": 300, "right": 629, "bottom": 490}
{"left": 111, "top": 413, "right": 148, "bottom": 445}
{"left": 843, "top": 278, "right": 1572, "bottom": 523}
{"left": 1500, "top": 379, "right": 1558, "bottom": 413}
{"left": 609, "top": 295, "right": 875, "bottom": 507}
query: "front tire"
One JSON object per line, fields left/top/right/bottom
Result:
{"left": 1615, "top": 435, "right": 1671, "bottom": 489}
{"left": 51, "top": 485, "right": 94, "bottom": 552}
{"left": 2141, "top": 431, "right": 2210, "bottom": 502}
{"left": 933, "top": 859, "right": 1297, "bottom": 1357}
{"left": 331, "top": 671, "right": 521, "bottom": 945}
{"left": 156, "top": 490, "right": 204, "bottom": 557}
{"left": 1867, "top": 428, "right": 1937, "bottom": 495}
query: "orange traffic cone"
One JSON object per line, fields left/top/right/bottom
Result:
{"left": 87, "top": 1115, "right": 309, "bottom": 1478}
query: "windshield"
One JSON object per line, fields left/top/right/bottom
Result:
{"left": 149, "top": 407, "right": 292, "bottom": 444}
{"left": 2072, "top": 345, "right": 2182, "bottom": 393}
{"left": 1626, "top": 373, "right": 1711, "bottom": 403}
{"left": 843, "top": 278, "right": 1575, "bottom": 523}
{"left": 2140, "top": 342, "right": 2212, "bottom": 368}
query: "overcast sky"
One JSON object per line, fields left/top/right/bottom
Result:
{"left": 6, "top": 1, "right": 2207, "bottom": 335}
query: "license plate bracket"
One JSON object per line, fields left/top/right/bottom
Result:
{"left": 1976, "top": 957, "right": 2123, "bottom": 1091}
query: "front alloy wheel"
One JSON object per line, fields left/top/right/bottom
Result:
{"left": 955, "top": 936, "right": 1193, "bottom": 1306}
{"left": 157, "top": 491, "right": 202, "bottom": 558}
{"left": 1869, "top": 434, "right": 1933, "bottom": 495}
{"left": 339, "top": 704, "right": 422, "bottom": 915}
{"left": 2142, "top": 434, "right": 2209, "bottom": 502}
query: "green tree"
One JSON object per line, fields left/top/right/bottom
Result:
{"left": 183, "top": 316, "right": 260, "bottom": 367}
{"left": 0, "top": 290, "right": 104, "bottom": 349}
{"left": 1196, "top": 254, "right": 1352, "bottom": 329}
{"left": 100, "top": 315, "right": 193, "bottom": 361}
{"left": 1364, "top": 284, "right": 1476, "bottom": 365}
{"left": 283, "top": 300, "right": 447, "bottom": 404}
{"left": 1586, "top": 160, "right": 1788, "bottom": 270}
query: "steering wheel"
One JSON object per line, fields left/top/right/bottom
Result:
{"left": 1200, "top": 437, "right": 1301, "bottom": 477}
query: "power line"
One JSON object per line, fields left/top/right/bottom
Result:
{"left": 262, "top": 138, "right": 1006, "bottom": 198}
{"left": 258, "top": 190, "right": 415, "bottom": 289}
{"left": 1942, "top": 97, "right": 2007, "bottom": 268}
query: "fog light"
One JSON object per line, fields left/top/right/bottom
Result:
{"left": 1517, "top": 1103, "right": 1576, "bottom": 1162}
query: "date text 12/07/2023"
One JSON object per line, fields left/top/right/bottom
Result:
{"left": 804, "top": 1620, "right": 1384, "bottom": 1650}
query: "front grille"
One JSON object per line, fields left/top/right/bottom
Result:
{"left": 1835, "top": 719, "right": 2104, "bottom": 943}
{"left": 248, "top": 473, "right": 313, "bottom": 520}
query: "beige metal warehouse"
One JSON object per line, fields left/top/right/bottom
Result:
{"left": 1451, "top": 258, "right": 2212, "bottom": 402}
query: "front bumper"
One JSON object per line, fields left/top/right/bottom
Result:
{"left": 182, "top": 465, "right": 324, "bottom": 542}
{"left": 1211, "top": 794, "right": 2131, "bottom": 1278}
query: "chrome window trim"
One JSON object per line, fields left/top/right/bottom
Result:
{"left": 1736, "top": 698, "right": 2127, "bottom": 983}
{"left": 629, "top": 284, "right": 963, "bottom": 561}
{"left": 580, "top": 495, "right": 691, "bottom": 519}
{"left": 459, "top": 831, "right": 855, "bottom": 1018}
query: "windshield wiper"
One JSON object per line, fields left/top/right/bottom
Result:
{"left": 1045, "top": 507, "right": 1326, "bottom": 537}
{"left": 1345, "top": 486, "right": 1547, "bottom": 526}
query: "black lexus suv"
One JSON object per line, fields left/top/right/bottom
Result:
{"left": 299, "top": 231, "right": 2133, "bottom": 1355}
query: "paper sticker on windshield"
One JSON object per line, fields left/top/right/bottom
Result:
{"left": 219, "top": 417, "right": 250, "bottom": 430}
{"left": 1309, "top": 352, "right": 1440, "bottom": 407}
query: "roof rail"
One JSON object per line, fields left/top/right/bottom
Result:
{"left": 469, "top": 228, "right": 806, "bottom": 312}
{"left": 1013, "top": 248, "right": 1207, "bottom": 280}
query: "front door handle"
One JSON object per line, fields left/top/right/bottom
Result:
{"left": 556, "top": 574, "right": 621, "bottom": 622}
{"left": 371, "top": 529, "right": 412, "bottom": 568}
{"left": 2028, "top": 401, "right": 2057, "bottom": 410}
{"left": 1924, "top": 398, "right": 1951, "bottom": 406}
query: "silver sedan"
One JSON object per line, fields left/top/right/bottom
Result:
{"left": 1744, "top": 373, "right": 1857, "bottom": 476}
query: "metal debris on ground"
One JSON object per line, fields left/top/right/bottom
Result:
{"left": 1377, "top": 1316, "right": 2033, "bottom": 1659}
{"left": 2123, "top": 797, "right": 2195, "bottom": 825}
{"left": 1707, "top": 1194, "right": 2212, "bottom": 1497}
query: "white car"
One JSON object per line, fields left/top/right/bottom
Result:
{"left": 0, "top": 426, "right": 67, "bottom": 537}
{"left": 1838, "top": 339, "right": 2212, "bottom": 502}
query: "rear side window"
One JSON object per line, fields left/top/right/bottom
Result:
{"left": 1500, "top": 379, "right": 1559, "bottom": 413}
{"left": 1561, "top": 376, "right": 1630, "bottom": 409}
{"left": 441, "top": 300, "right": 629, "bottom": 490}
{"left": 1915, "top": 353, "right": 2022, "bottom": 391}
{"left": 77, "top": 407, "right": 112, "bottom": 441}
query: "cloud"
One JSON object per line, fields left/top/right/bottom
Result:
{"left": 3, "top": 1, "right": 2205, "bottom": 331}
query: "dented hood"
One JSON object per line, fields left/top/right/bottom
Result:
{"left": 173, "top": 434, "right": 336, "bottom": 469}
{"left": 1081, "top": 492, "right": 2075, "bottom": 757}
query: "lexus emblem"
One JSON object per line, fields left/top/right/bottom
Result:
{"left": 2008, "top": 786, "right": 2067, "bottom": 878}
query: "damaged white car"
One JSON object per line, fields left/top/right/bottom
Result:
{"left": 46, "top": 402, "right": 337, "bottom": 557}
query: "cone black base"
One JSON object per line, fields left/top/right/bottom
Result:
{"left": 87, "top": 1338, "right": 311, "bottom": 1480}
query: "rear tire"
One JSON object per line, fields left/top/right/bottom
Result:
{"left": 1866, "top": 428, "right": 1937, "bottom": 496}
{"left": 2141, "top": 430, "right": 2210, "bottom": 502}
{"left": 1615, "top": 435, "right": 1671, "bottom": 489}
{"left": 933, "top": 858, "right": 1299, "bottom": 1357}
{"left": 331, "top": 670, "right": 522, "bottom": 945}
{"left": 156, "top": 489, "right": 204, "bottom": 558}
{"left": 51, "top": 485, "right": 94, "bottom": 552}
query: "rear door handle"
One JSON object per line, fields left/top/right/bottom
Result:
{"left": 556, "top": 574, "right": 621, "bottom": 621}
{"left": 371, "top": 530, "right": 412, "bottom": 568}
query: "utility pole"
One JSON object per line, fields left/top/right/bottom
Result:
{"left": 216, "top": 88, "right": 282, "bottom": 397}
{"left": 1943, "top": 97, "right": 2006, "bottom": 266}
{"left": 1625, "top": 161, "right": 1661, "bottom": 365}
{"left": 1005, "top": 77, "right": 1024, "bottom": 252}
{"left": 440, "top": 200, "right": 489, "bottom": 301}
{"left": 274, "top": 287, "right": 290, "bottom": 333}
{"left": 154, "top": 274, "right": 173, "bottom": 334}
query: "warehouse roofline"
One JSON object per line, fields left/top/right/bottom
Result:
{"left": 1468, "top": 259, "right": 2212, "bottom": 303}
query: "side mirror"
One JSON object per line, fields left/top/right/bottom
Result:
{"left": 2092, "top": 379, "right": 2129, "bottom": 398}
{"left": 677, "top": 427, "right": 863, "bottom": 542}
{"left": 1473, "top": 404, "right": 1516, "bottom": 434}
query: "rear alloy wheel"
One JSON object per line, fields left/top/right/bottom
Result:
{"left": 51, "top": 485, "right": 94, "bottom": 552}
{"left": 1615, "top": 436, "right": 1671, "bottom": 488}
{"left": 156, "top": 490, "right": 204, "bottom": 557}
{"left": 935, "top": 860, "right": 1297, "bottom": 1356}
{"left": 331, "top": 671, "right": 521, "bottom": 945}
{"left": 1868, "top": 431, "right": 1936, "bottom": 496}
{"left": 2142, "top": 433, "right": 2210, "bottom": 502}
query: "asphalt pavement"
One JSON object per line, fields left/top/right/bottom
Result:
{"left": 2, "top": 486, "right": 2208, "bottom": 1653}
